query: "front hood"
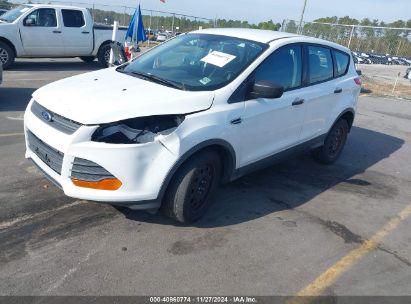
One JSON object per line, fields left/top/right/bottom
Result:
{"left": 0, "top": 22, "right": 13, "bottom": 28}
{"left": 32, "top": 68, "right": 215, "bottom": 124}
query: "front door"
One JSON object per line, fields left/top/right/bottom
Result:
{"left": 20, "top": 8, "right": 65, "bottom": 56}
{"left": 237, "top": 44, "right": 306, "bottom": 167}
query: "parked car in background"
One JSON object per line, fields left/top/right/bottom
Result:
{"left": 24, "top": 28, "right": 361, "bottom": 223}
{"left": 0, "top": 9, "right": 8, "bottom": 16}
{"left": 0, "top": 4, "right": 126, "bottom": 69}
{"left": 404, "top": 67, "right": 411, "bottom": 80}
{"left": 0, "top": 62, "right": 3, "bottom": 86}
{"left": 352, "top": 51, "right": 411, "bottom": 66}
{"left": 145, "top": 29, "right": 156, "bottom": 41}
{"left": 392, "top": 57, "right": 411, "bottom": 66}
{"left": 156, "top": 33, "right": 168, "bottom": 42}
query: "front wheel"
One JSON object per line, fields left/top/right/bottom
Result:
{"left": 0, "top": 41, "right": 15, "bottom": 70}
{"left": 312, "top": 119, "right": 349, "bottom": 165}
{"left": 162, "top": 150, "right": 221, "bottom": 224}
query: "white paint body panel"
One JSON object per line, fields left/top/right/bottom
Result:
{"left": 24, "top": 29, "right": 360, "bottom": 208}
{"left": 32, "top": 68, "right": 215, "bottom": 124}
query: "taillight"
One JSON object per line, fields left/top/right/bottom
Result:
{"left": 354, "top": 77, "right": 362, "bottom": 86}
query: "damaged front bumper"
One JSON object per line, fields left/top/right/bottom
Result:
{"left": 24, "top": 102, "right": 179, "bottom": 209}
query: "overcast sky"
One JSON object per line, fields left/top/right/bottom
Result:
{"left": 88, "top": 0, "right": 410, "bottom": 24}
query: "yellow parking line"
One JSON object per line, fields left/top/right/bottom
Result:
{"left": 0, "top": 133, "right": 24, "bottom": 138}
{"left": 288, "top": 204, "right": 411, "bottom": 304}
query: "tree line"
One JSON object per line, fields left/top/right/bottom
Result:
{"left": 284, "top": 16, "right": 411, "bottom": 56}
{"left": 91, "top": 8, "right": 282, "bottom": 32}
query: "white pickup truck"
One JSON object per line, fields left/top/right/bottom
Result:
{"left": 0, "top": 4, "right": 126, "bottom": 69}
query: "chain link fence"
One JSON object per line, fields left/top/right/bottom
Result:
{"left": 282, "top": 19, "right": 411, "bottom": 57}
{"left": 12, "top": 0, "right": 215, "bottom": 33}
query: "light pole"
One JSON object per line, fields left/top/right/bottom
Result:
{"left": 298, "top": 0, "right": 308, "bottom": 34}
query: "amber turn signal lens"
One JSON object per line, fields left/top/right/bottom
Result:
{"left": 71, "top": 178, "right": 122, "bottom": 191}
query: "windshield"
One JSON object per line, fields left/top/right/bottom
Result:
{"left": 0, "top": 5, "right": 31, "bottom": 23}
{"left": 118, "top": 34, "right": 267, "bottom": 91}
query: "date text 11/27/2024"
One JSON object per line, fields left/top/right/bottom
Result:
{"left": 149, "top": 297, "right": 258, "bottom": 303}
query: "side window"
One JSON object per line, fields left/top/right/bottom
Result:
{"left": 308, "top": 46, "right": 333, "bottom": 84}
{"left": 255, "top": 45, "right": 302, "bottom": 90}
{"left": 334, "top": 50, "right": 350, "bottom": 77}
{"left": 62, "top": 9, "right": 85, "bottom": 28}
{"left": 25, "top": 8, "right": 57, "bottom": 27}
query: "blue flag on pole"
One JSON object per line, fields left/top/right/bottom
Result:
{"left": 125, "top": 5, "right": 147, "bottom": 43}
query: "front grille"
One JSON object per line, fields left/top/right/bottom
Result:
{"left": 31, "top": 101, "right": 82, "bottom": 135}
{"left": 70, "top": 158, "right": 115, "bottom": 182}
{"left": 27, "top": 130, "right": 64, "bottom": 174}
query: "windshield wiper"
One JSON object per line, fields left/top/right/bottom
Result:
{"left": 144, "top": 73, "right": 186, "bottom": 91}
{"left": 123, "top": 70, "right": 186, "bottom": 90}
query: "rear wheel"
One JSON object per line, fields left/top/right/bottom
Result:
{"left": 312, "top": 119, "right": 349, "bottom": 165}
{"left": 162, "top": 150, "right": 221, "bottom": 224}
{"left": 80, "top": 56, "right": 95, "bottom": 62}
{"left": 97, "top": 44, "right": 111, "bottom": 68}
{"left": 0, "top": 41, "right": 15, "bottom": 70}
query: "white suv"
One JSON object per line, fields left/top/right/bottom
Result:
{"left": 24, "top": 29, "right": 361, "bottom": 223}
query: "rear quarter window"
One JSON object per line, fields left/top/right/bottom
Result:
{"left": 334, "top": 50, "right": 350, "bottom": 77}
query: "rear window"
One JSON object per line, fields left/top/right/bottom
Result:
{"left": 334, "top": 50, "right": 350, "bottom": 77}
{"left": 62, "top": 9, "right": 85, "bottom": 28}
{"left": 308, "top": 46, "right": 333, "bottom": 84}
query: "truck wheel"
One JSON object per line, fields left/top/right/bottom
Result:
{"left": 80, "top": 56, "right": 95, "bottom": 62}
{"left": 98, "top": 44, "right": 111, "bottom": 68}
{"left": 312, "top": 119, "right": 349, "bottom": 165}
{"left": 0, "top": 41, "right": 15, "bottom": 70}
{"left": 162, "top": 150, "right": 221, "bottom": 224}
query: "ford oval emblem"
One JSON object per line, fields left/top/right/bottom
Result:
{"left": 41, "top": 111, "right": 52, "bottom": 122}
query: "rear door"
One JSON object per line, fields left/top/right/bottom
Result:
{"left": 237, "top": 44, "right": 306, "bottom": 167}
{"left": 332, "top": 49, "right": 356, "bottom": 110}
{"left": 300, "top": 44, "right": 339, "bottom": 141}
{"left": 20, "top": 8, "right": 65, "bottom": 56}
{"left": 61, "top": 9, "right": 93, "bottom": 56}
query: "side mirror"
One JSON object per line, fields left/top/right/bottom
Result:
{"left": 24, "top": 18, "right": 35, "bottom": 26}
{"left": 249, "top": 80, "right": 284, "bottom": 99}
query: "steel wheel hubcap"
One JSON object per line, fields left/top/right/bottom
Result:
{"left": 328, "top": 126, "right": 345, "bottom": 156}
{"left": 188, "top": 164, "right": 214, "bottom": 212}
{"left": 0, "top": 48, "right": 8, "bottom": 64}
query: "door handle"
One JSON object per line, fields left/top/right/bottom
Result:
{"left": 230, "top": 118, "right": 243, "bottom": 125}
{"left": 82, "top": 31, "right": 90, "bottom": 34}
{"left": 52, "top": 30, "right": 62, "bottom": 34}
{"left": 334, "top": 87, "right": 343, "bottom": 94}
{"left": 292, "top": 98, "right": 304, "bottom": 106}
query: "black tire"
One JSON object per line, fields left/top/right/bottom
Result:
{"left": 162, "top": 150, "right": 221, "bottom": 224}
{"left": 312, "top": 119, "right": 349, "bottom": 165}
{"left": 0, "top": 41, "right": 15, "bottom": 70}
{"left": 97, "top": 44, "right": 111, "bottom": 68}
{"left": 80, "top": 56, "right": 95, "bottom": 62}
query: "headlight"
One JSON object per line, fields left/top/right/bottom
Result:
{"left": 91, "top": 115, "right": 185, "bottom": 144}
